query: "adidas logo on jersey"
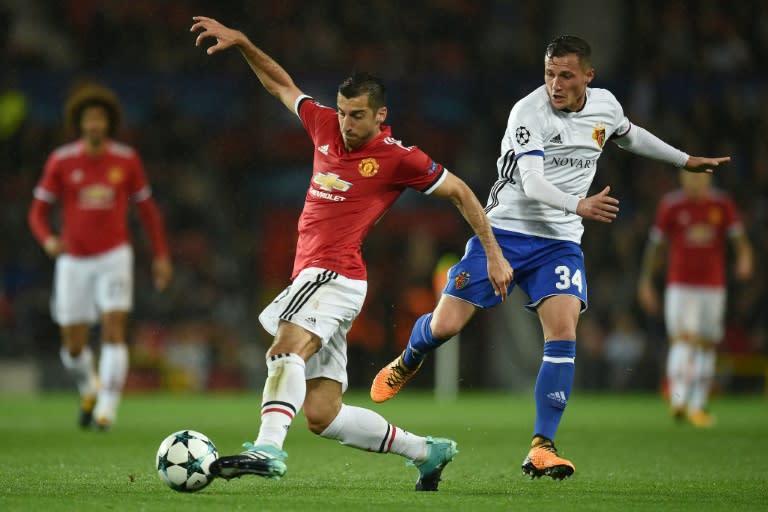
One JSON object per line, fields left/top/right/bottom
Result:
{"left": 318, "top": 144, "right": 329, "bottom": 155}
{"left": 547, "top": 391, "right": 567, "bottom": 405}
{"left": 549, "top": 134, "right": 563, "bottom": 144}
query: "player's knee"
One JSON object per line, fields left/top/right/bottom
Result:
{"left": 430, "top": 316, "right": 463, "bottom": 340}
{"left": 303, "top": 402, "right": 335, "bottom": 435}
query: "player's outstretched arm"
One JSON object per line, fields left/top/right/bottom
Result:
{"left": 431, "top": 172, "right": 513, "bottom": 299}
{"left": 191, "top": 16, "right": 303, "bottom": 112}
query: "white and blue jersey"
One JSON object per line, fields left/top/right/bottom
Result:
{"left": 486, "top": 84, "right": 630, "bottom": 244}
{"left": 446, "top": 86, "right": 630, "bottom": 311}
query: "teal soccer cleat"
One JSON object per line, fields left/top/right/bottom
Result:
{"left": 411, "top": 437, "right": 458, "bottom": 491}
{"left": 210, "top": 442, "right": 288, "bottom": 480}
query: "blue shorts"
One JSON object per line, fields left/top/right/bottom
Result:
{"left": 443, "top": 228, "right": 588, "bottom": 312}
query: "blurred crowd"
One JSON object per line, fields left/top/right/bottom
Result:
{"left": 1, "top": 0, "right": 766, "bottom": 392}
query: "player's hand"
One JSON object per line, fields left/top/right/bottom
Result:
{"left": 637, "top": 280, "right": 659, "bottom": 316}
{"left": 683, "top": 156, "right": 731, "bottom": 174}
{"left": 43, "top": 236, "right": 63, "bottom": 258}
{"left": 576, "top": 186, "right": 619, "bottom": 223}
{"left": 486, "top": 253, "right": 514, "bottom": 301}
{"left": 735, "top": 253, "right": 753, "bottom": 282}
{"left": 191, "top": 16, "right": 243, "bottom": 55}
{"left": 152, "top": 256, "right": 173, "bottom": 291}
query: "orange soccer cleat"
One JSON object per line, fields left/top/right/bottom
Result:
{"left": 370, "top": 354, "right": 422, "bottom": 403}
{"left": 686, "top": 409, "right": 715, "bottom": 428}
{"left": 521, "top": 437, "right": 575, "bottom": 480}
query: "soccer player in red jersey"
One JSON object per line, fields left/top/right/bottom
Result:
{"left": 638, "top": 170, "right": 753, "bottom": 427}
{"left": 28, "top": 84, "right": 173, "bottom": 430}
{"left": 191, "top": 16, "right": 513, "bottom": 490}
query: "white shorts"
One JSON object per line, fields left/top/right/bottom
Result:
{"left": 258, "top": 267, "right": 367, "bottom": 391}
{"left": 664, "top": 284, "right": 726, "bottom": 343}
{"left": 52, "top": 244, "right": 134, "bottom": 326}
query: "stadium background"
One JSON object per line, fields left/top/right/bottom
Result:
{"left": 0, "top": 0, "right": 766, "bottom": 396}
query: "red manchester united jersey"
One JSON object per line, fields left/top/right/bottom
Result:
{"left": 292, "top": 96, "right": 446, "bottom": 280}
{"left": 651, "top": 189, "right": 743, "bottom": 287}
{"left": 33, "top": 140, "right": 154, "bottom": 256}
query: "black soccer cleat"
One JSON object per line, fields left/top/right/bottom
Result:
{"left": 78, "top": 395, "right": 97, "bottom": 429}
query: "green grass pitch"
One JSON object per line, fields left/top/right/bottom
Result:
{"left": 1, "top": 392, "right": 765, "bottom": 511}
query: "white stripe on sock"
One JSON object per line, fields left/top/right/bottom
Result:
{"left": 542, "top": 356, "right": 575, "bottom": 364}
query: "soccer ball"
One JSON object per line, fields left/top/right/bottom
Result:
{"left": 156, "top": 430, "right": 218, "bottom": 492}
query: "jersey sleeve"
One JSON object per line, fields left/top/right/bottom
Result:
{"left": 507, "top": 103, "right": 545, "bottom": 160}
{"left": 297, "top": 95, "right": 337, "bottom": 147}
{"left": 607, "top": 91, "right": 632, "bottom": 139}
{"left": 33, "top": 153, "right": 61, "bottom": 203}
{"left": 393, "top": 148, "right": 447, "bottom": 194}
{"left": 129, "top": 152, "right": 152, "bottom": 202}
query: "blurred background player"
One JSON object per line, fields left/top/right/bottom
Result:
{"left": 191, "top": 16, "right": 512, "bottom": 490}
{"left": 638, "top": 170, "right": 753, "bottom": 427}
{"left": 27, "top": 83, "right": 172, "bottom": 429}
{"left": 371, "top": 35, "right": 731, "bottom": 479}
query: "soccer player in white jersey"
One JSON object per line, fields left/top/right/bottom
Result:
{"left": 372, "top": 35, "right": 730, "bottom": 479}
{"left": 191, "top": 16, "right": 512, "bottom": 490}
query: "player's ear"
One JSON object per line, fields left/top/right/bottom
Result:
{"left": 585, "top": 67, "right": 595, "bottom": 84}
{"left": 376, "top": 106, "right": 387, "bottom": 124}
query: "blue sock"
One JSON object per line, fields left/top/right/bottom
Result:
{"left": 402, "top": 313, "right": 449, "bottom": 368}
{"left": 533, "top": 340, "right": 576, "bottom": 442}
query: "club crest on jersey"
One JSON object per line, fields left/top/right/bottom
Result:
{"left": 515, "top": 126, "right": 531, "bottom": 146}
{"left": 708, "top": 206, "right": 722, "bottom": 225}
{"left": 358, "top": 158, "right": 379, "bottom": 177}
{"left": 71, "top": 169, "right": 84, "bottom": 183}
{"left": 454, "top": 271, "right": 471, "bottom": 290}
{"left": 592, "top": 123, "right": 606, "bottom": 149}
{"left": 107, "top": 166, "right": 124, "bottom": 184}
{"left": 313, "top": 172, "right": 352, "bottom": 192}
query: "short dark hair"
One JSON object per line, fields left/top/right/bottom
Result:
{"left": 545, "top": 35, "right": 592, "bottom": 69}
{"left": 64, "top": 82, "right": 122, "bottom": 137}
{"left": 338, "top": 72, "right": 387, "bottom": 111}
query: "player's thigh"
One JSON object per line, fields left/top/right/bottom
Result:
{"left": 442, "top": 235, "right": 514, "bottom": 309}
{"left": 518, "top": 247, "right": 588, "bottom": 314}
{"left": 536, "top": 294, "right": 582, "bottom": 341}
{"left": 664, "top": 285, "right": 702, "bottom": 341}
{"left": 94, "top": 245, "right": 134, "bottom": 315}
{"left": 53, "top": 254, "right": 98, "bottom": 326}
{"left": 698, "top": 288, "right": 726, "bottom": 343}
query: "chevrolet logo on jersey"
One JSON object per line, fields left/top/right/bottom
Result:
{"left": 313, "top": 172, "right": 352, "bottom": 192}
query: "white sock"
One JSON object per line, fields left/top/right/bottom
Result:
{"left": 60, "top": 346, "right": 98, "bottom": 397}
{"left": 320, "top": 404, "right": 427, "bottom": 462}
{"left": 94, "top": 343, "right": 129, "bottom": 423}
{"left": 254, "top": 353, "right": 307, "bottom": 449}
{"left": 689, "top": 348, "right": 716, "bottom": 412}
{"left": 667, "top": 341, "right": 693, "bottom": 409}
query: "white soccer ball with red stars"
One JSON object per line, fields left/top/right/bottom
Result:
{"left": 156, "top": 430, "right": 218, "bottom": 492}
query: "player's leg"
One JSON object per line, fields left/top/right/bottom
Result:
{"left": 304, "top": 331, "right": 456, "bottom": 490}
{"left": 92, "top": 245, "right": 134, "bottom": 429}
{"left": 211, "top": 320, "right": 318, "bottom": 480}
{"left": 53, "top": 253, "right": 99, "bottom": 428}
{"left": 93, "top": 310, "right": 129, "bottom": 429}
{"left": 664, "top": 285, "right": 696, "bottom": 420}
{"left": 60, "top": 324, "right": 99, "bottom": 427}
{"left": 521, "top": 294, "right": 578, "bottom": 479}
{"left": 308, "top": 378, "right": 457, "bottom": 491}
{"left": 371, "top": 295, "right": 476, "bottom": 403}
{"left": 212, "top": 268, "right": 361, "bottom": 480}
{"left": 517, "top": 242, "right": 585, "bottom": 479}
{"left": 686, "top": 287, "right": 725, "bottom": 428}
{"left": 372, "top": 232, "right": 500, "bottom": 403}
